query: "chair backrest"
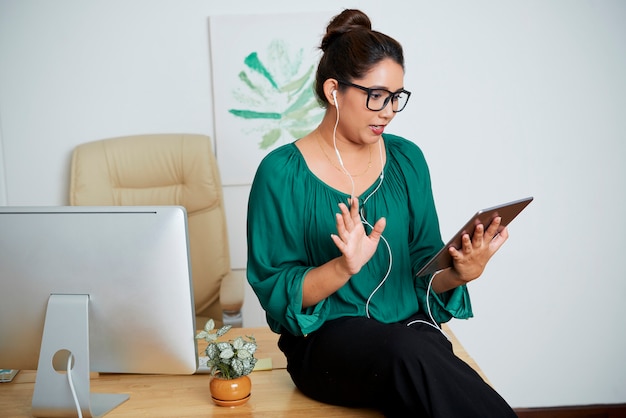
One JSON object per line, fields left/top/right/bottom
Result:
{"left": 70, "top": 134, "right": 231, "bottom": 321}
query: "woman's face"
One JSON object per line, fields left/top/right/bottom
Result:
{"left": 335, "top": 58, "right": 405, "bottom": 145}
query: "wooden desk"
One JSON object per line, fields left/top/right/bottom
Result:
{"left": 0, "top": 325, "right": 486, "bottom": 417}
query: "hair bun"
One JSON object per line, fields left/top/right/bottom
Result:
{"left": 320, "top": 9, "right": 372, "bottom": 52}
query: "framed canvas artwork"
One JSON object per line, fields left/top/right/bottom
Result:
{"left": 209, "top": 12, "right": 331, "bottom": 185}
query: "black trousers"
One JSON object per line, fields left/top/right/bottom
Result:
{"left": 279, "top": 314, "right": 517, "bottom": 418}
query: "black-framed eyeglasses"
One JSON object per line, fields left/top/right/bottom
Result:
{"left": 337, "top": 80, "right": 411, "bottom": 112}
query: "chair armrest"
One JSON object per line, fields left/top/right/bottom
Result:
{"left": 220, "top": 269, "right": 245, "bottom": 314}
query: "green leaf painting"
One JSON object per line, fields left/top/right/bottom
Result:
{"left": 228, "top": 39, "right": 324, "bottom": 150}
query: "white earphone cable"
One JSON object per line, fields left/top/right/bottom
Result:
{"left": 363, "top": 223, "right": 392, "bottom": 318}
{"left": 406, "top": 270, "right": 451, "bottom": 341}
{"left": 67, "top": 354, "right": 83, "bottom": 418}
{"left": 332, "top": 93, "right": 356, "bottom": 199}
{"left": 360, "top": 146, "right": 388, "bottom": 318}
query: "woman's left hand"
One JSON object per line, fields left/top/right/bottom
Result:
{"left": 448, "top": 216, "right": 509, "bottom": 283}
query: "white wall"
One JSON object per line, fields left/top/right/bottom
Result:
{"left": 1, "top": 0, "right": 625, "bottom": 409}
{"left": 0, "top": 128, "right": 6, "bottom": 206}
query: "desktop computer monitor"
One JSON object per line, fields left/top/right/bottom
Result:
{"left": 0, "top": 206, "right": 198, "bottom": 417}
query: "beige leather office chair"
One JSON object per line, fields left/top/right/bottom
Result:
{"left": 69, "top": 133, "right": 244, "bottom": 327}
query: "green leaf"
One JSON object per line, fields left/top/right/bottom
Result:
{"left": 232, "top": 337, "right": 244, "bottom": 350}
{"left": 216, "top": 342, "right": 230, "bottom": 351}
{"left": 280, "top": 65, "right": 314, "bottom": 94}
{"left": 216, "top": 325, "right": 232, "bottom": 338}
{"left": 219, "top": 348, "right": 234, "bottom": 359}
{"left": 284, "top": 95, "right": 323, "bottom": 121}
{"left": 259, "top": 128, "right": 282, "bottom": 149}
{"left": 244, "top": 52, "right": 279, "bottom": 90}
{"left": 242, "top": 342, "right": 257, "bottom": 355}
{"left": 238, "top": 71, "right": 267, "bottom": 99}
{"left": 204, "top": 319, "right": 215, "bottom": 332}
{"left": 231, "top": 359, "right": 244, "bottom": 376}
{"left": 229, "top": 109, "right": 282, "bottom": 120}
{"left": 237, "top": 349, "right": 251, "bottom": 359}
{"left": 206, "top": 344, "right": 218, "bottom": 359}
{"left": 283, "top": 85, "right": 316, "bottom": 115}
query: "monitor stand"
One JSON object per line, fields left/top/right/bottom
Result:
{"left": 32, "top": 294, "right": 129, "bottom": 418}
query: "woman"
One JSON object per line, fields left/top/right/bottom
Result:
{"left": 247, "top": 9, "right": 517, "bottom": 417}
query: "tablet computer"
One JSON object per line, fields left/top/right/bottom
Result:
{"left": 416, "top": 196, "right": 533, "bottom": 277}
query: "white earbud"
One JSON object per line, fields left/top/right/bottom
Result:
{"left": 332, "top": 90, "right": 338, "bottom": 106}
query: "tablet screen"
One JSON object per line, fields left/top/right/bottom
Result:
{"left": 416, "top": 196, "right": 533, "bottom": 277}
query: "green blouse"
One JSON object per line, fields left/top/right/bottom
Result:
{"left": 247, "top": 133, "right": 472, "bottom": 336}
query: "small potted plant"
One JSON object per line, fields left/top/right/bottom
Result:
{"left": 196, "top": 319, "right": 257, "bottom": 406}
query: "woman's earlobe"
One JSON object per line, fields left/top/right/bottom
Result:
{"left": 323, "top": 79, "right": 339, "bottom": 105}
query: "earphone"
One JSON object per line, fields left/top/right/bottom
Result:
{"left": 332, "top": 89, "right": 337, "bottom": 106}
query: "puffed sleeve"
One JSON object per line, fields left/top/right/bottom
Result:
{"left": 399, "top": 138, "right": 473, "bottom": 323}
{"left": 246, "top": 146, "right": 330, "bottom": 336}
{"left": 415, "top": 274, "right": 473, "bottom": 324}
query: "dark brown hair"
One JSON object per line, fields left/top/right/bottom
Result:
{"left": 315, "top": 9, "right": 405, "bottom": 106}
